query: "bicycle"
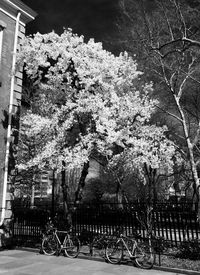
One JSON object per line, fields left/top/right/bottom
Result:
{"left": 41, "top": 220, "right": 80, "bottom": 258}
{"left": 105, "top": 232, "right": 155, "bottom": 269}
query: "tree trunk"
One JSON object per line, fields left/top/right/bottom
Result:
{"left": 116, "top": 179, "right": 123, "bottom": 208}
{"left": 74, "top": 161, "right": 90, "bottom": 207}
{"left": 30, "top": 184, "right": 35, "bottom": 208}
{"left": 144, "top": 163, "right": 156, "bottom": 207}
{"left": 60, "top": 161, "right": 90, "bottom": 228}
{"left": 142, "top": 163, "right": 155, "bottom": 236}
{"left": 174, "top": 96, "right": 200, "bottom": 218}
{"left": 60, "top": 162, "right": 72, "bottom": 228}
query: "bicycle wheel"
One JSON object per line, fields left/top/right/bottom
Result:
{"left": 134, "top": 241, "right": 155, "bottom": 269}
{"left": 105, "top": 241, "right": 123, "bottom": 264}
{"left": 64, "top": 236, "right": 80, "bottom": 258}
{"left": 42, "top": 235, "right": 57, "bottom": 256}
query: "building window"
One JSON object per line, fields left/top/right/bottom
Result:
{"left": 0, "top": 27, "right": 3, "bottom": 65}
{"left": 0, "top": 21, "right": 6, "bottom": 87}
{"left": 0, "top": 20, "right": 6, "bottom": 61}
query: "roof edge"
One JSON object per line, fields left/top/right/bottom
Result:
{"left": 2, "top": 0, "right": 37, "bottom": 23}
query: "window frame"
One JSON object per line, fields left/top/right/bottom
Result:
{"left": 0, "top": 21, "right": 6, "bottom": 86}
{"left": 0, "top": 27, "right": 3, "bottom": 65}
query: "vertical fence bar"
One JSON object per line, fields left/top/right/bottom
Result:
{"left": 172, "top": 211, "right": 178, "bottom": 245}
{"left": 178, "top": 211, "right": 182, "bottom": 244}
{"left": 160, "top": 211, "right": 165, "bottom": 239}
{"left": 189, "top": 212, "right": 193, "bottom": 239}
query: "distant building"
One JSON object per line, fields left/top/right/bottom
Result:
{"left": 0, "top": 0, "right": 36, "bottom": 227}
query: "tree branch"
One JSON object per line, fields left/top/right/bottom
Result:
{"left": 180, "top": 69, "right": 200, "bottom": 86}
{"left": 182, "top": 37, "right": 200, "bottom": 48}
{"left": 192, "top": 121, "right": 200, "bottom": 148}
{"left": 155, "top": 104, "right": 183, "bottom": 123}
{"left": 177, "top": 74, "right": 190, "bottom": 99}
{"left": 173, "top": 0, "right": 187, "bottom": 37}
{"left": 159, "top": 1, "right": 174, "bottom": 40}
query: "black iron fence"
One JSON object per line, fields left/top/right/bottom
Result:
{"left": 11, "top": 202, "right": 200, "bottom": 247}
{"left": 12, "top": 207, "right": 49, "bottom": 245}
{"left": 72, "top": 202, "right": 200, "bottom": 246}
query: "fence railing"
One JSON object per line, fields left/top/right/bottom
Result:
{"left": 11, "top": 202, "right": 200, "bottom": 246}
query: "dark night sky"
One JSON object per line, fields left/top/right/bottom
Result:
{"left": 21, "top": 0, "right": 120, "bottom": 53}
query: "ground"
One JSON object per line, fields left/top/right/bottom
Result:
{"left": 0, "top": 249, "right": 189, "bottom": 275}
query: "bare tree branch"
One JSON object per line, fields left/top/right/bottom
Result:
{"left": 159, "top": 1, "right": 174, "bottom": 40}
{"left": 119, "top": 0, "right": 135, "bottom": 25}
{"left": 173, "top": 0, "right": 187, "bottom": 37}
{"left": 180, "top": 69, "right": 200, "bottom": 86}
{"left": 155, "top": 104, "right": 183, "bottom": 123}
{"left": 177, "top": 74, "right": 190, "bottom": 99}
{"left": 192, "top": 121, "right": 200, "bottom": 148}
{"left": 182, "top": 37, "right": 200, "bottom": 48}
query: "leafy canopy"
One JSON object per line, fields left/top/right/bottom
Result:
{"left": 17, "top": 30, "right": 178, "bottom": 172}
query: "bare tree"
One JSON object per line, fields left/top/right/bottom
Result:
{"left": 119, "top": 0, "right": 200, "bottom": 217}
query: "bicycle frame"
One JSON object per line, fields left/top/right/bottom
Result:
{"left": 52, "top": 229, "right": 71, "bottom": 249}
{"left": 120, "top": 235, "right": 154, "bottom": 260}
{"left": 118, "top": 236, "right": 137, "bottom": 257}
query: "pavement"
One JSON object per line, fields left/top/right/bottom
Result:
{"left": 0, "top": 249, "right": 195, "bottom": 275}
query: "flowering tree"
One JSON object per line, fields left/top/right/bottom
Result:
{"left": 17, "top": 30, "right": 179, "bottom": 223}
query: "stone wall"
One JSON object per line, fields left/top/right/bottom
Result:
{"left": 0, "top": 10, "right": 24, "bottom": 223}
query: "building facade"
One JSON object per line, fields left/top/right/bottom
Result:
{"left": 0, "top": 0, "right": 36, "bottom": 228}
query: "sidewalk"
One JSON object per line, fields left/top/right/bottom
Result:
{"left": 0, "top": 249, "right": 188, "bottom": 275}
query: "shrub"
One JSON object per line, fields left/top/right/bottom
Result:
{"left": 177, "top": 239, "right": 200, "bottom": 260}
